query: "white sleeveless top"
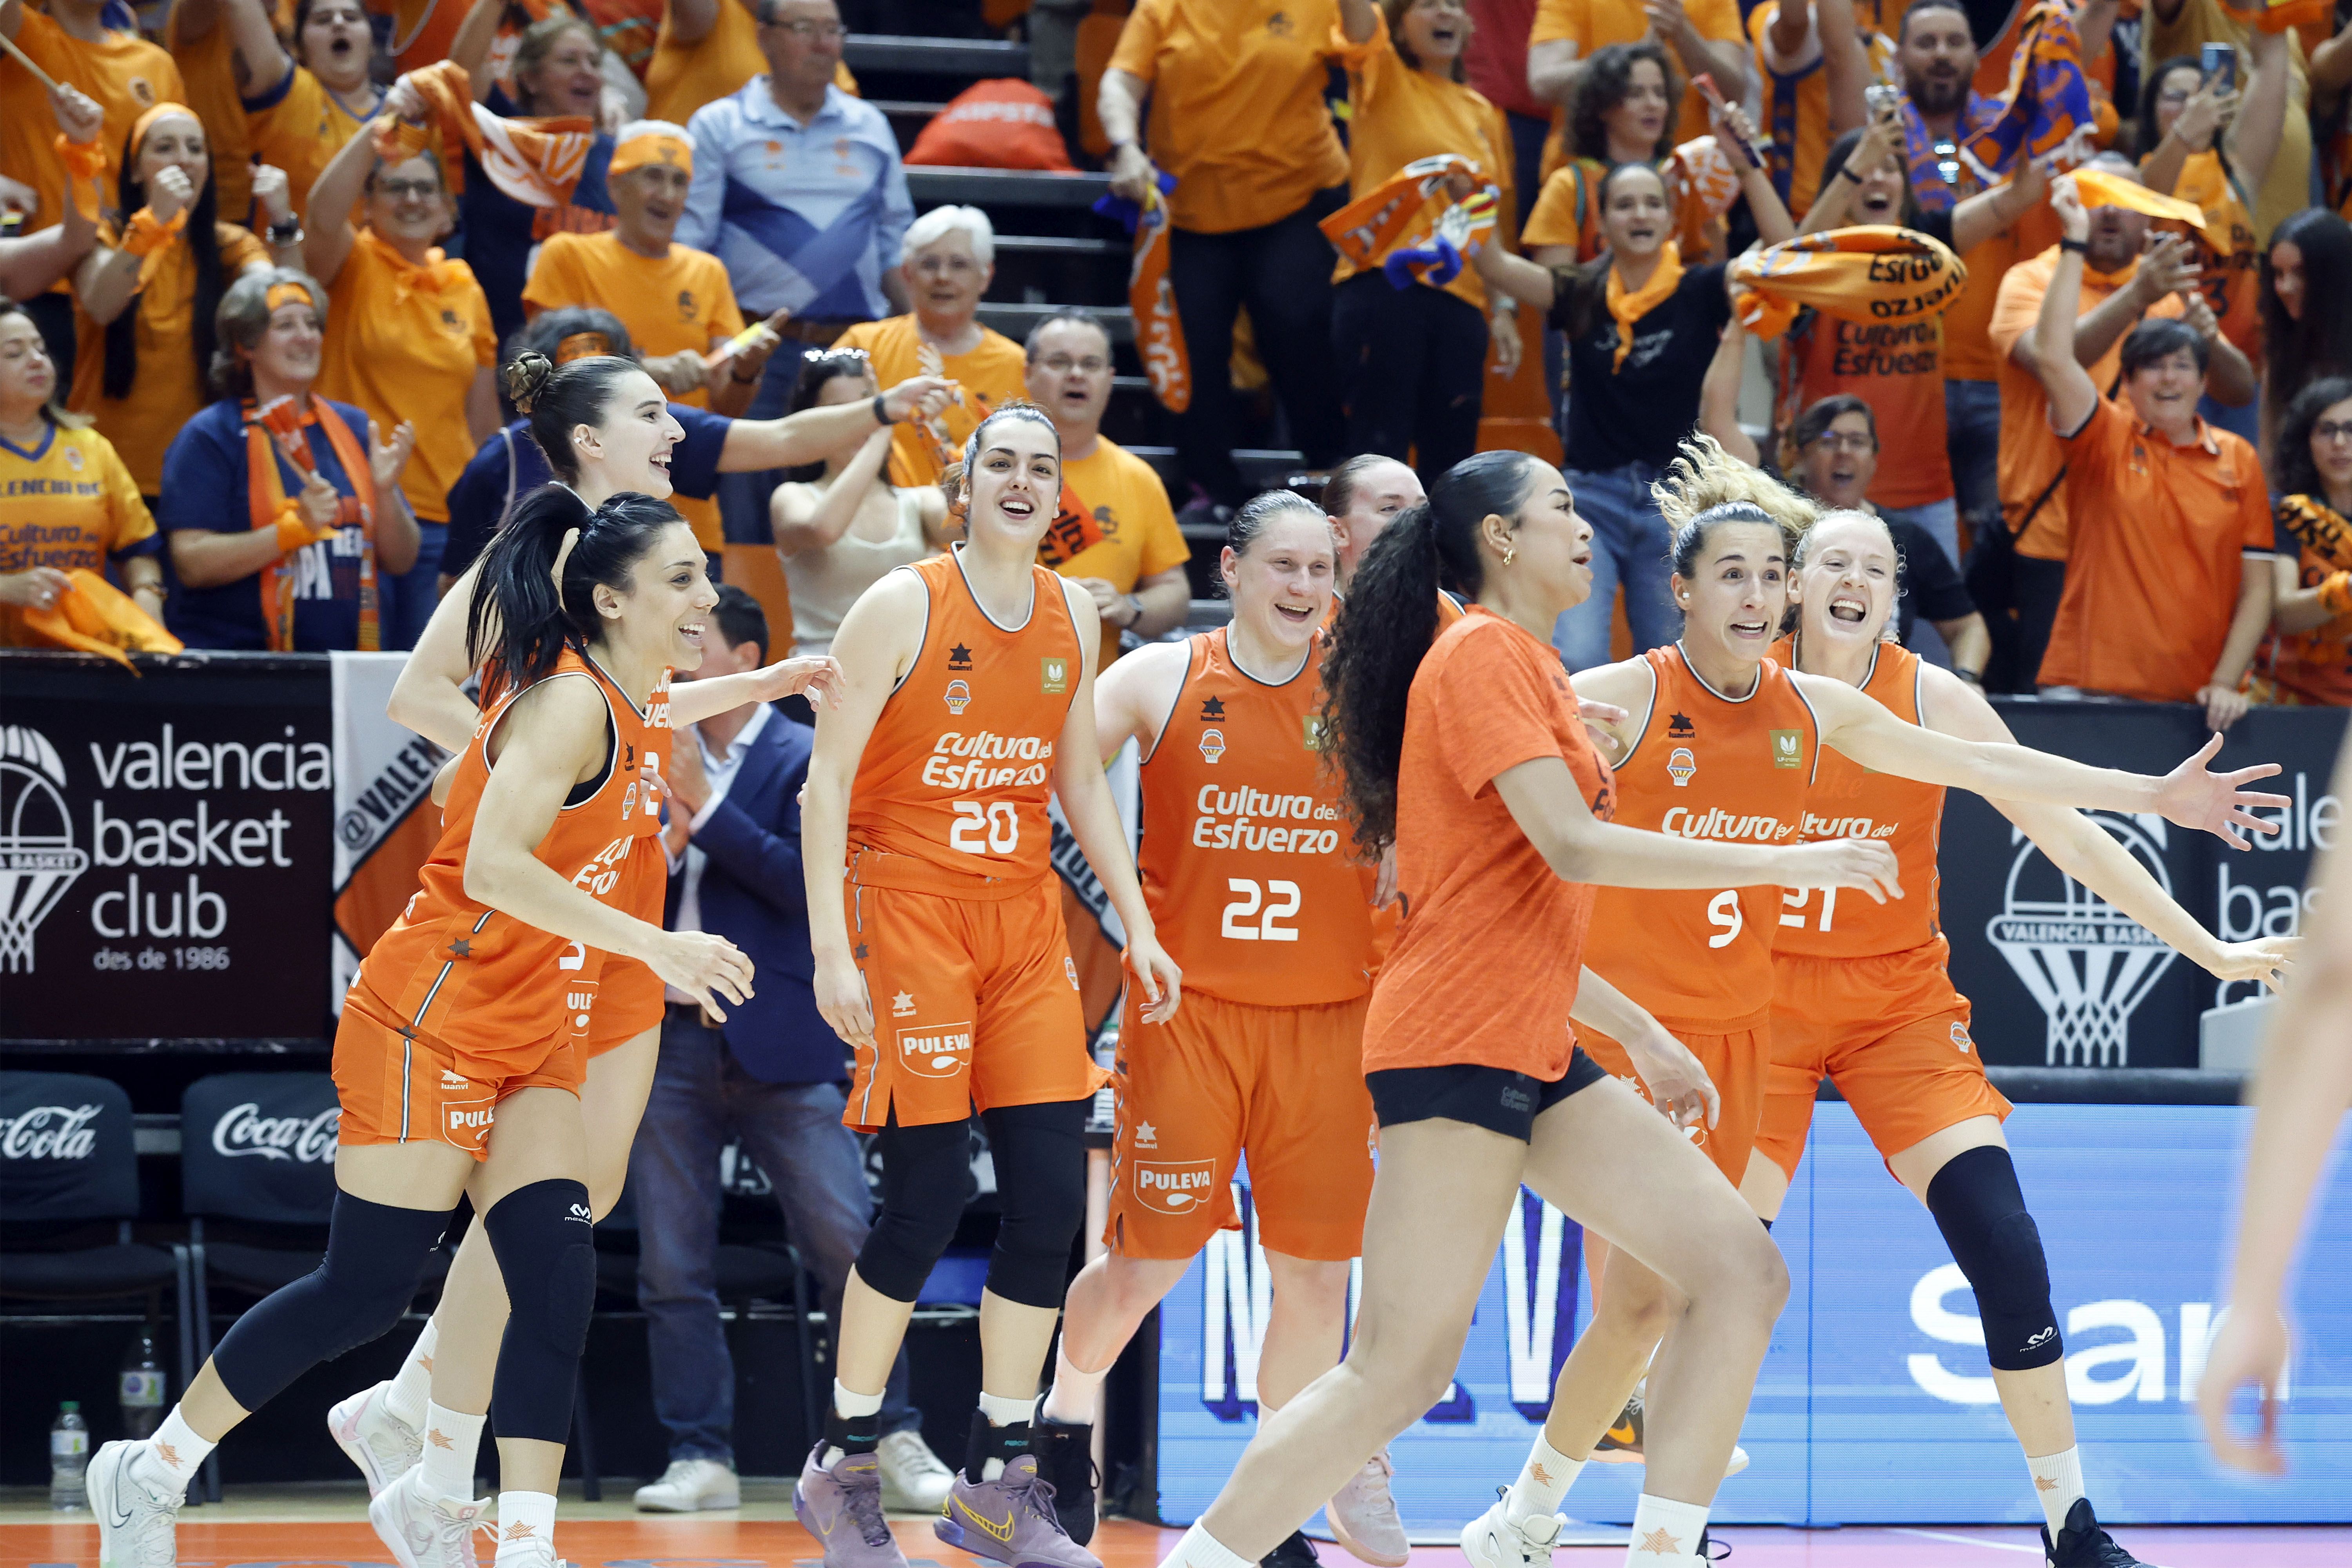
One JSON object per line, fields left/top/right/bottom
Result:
{"left": 781, "top": 488, "right": 930, "bottom": 655}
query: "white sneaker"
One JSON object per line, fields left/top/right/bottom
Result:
{"left": 90, "top": 1441, "right": 184, "bottom": 1568}
{"left": 632, "top": 1457, "right": 740, "bottom": 1512}
{"left": 875, "top": 1429, "right": 954, "bottom": 1514}
{"left": 1458, "top": 1492, "right": 1564, "bottom": 1568}
{"left": 1325, "top": 1450, "right": 1410, "bottom": 1568}
{"left": 331, "top": 1381, "right": 425, "bottom": 1497}
{"left": 487, "top": 1529, "right": 573, "bottom": 1568}
{"left": 368, "top": 1467, "right": 491, "bottom": 1568}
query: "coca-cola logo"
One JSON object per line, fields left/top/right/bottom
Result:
{"left": 0, "top": 1103, "right": 102, "bottom": 1160}
{"left": 211, "top": 1102, "right": 339, "bottom": 1163}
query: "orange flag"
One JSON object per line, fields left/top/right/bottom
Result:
{"left": 377, "top": 59, "right": 593, "bottom": 209}
{"left": 2071, "top": 166, "right": 2207, "bottom": 229}
{"left": 21, "top": 570, "right": 183, "bottom": 669}
{"left": 1729, "top": 225, "right": 1969, "bottom": 341}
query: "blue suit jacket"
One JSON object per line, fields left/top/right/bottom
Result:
{"left": 664, "top": 712, "right": 846, "bottom": 1085}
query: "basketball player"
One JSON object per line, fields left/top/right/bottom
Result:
{"left": 1323, "top": 455, "right": 1425, "bottom": 591}
{"left": 1463, "top": 445, "right": 2292, "bottom": 1568}
{"left": 1040, "top": 491, "right": 1404, "bottom": 1568}
{"left": 88, "top": 491, "right": 755, "bottom": 1568}
{"left": 324, "top": 352, "right": 857, "bottom": 1550}
{"left": 796, "top": 403, "right": 1181, "bottom": 1568}
{"left": 1744, "top": 507, "right": 2290, "bottom": 1565}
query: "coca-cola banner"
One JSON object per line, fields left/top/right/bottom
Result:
{"left": 0, "top": 1071, "right": 137, "bottom": 1220}
{"left": 181, "top": 1073, "right": 340, "bottom": 1223}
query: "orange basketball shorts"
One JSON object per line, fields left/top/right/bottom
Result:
{"left": 332, "top": 987, "right": 581, "bottom": 1161}
{"left": 588, "top": 841, "right": 669, "bottom": 1056}
{"left": 842, "top": 876, "right": 1096, "bottom": 1132}
{"left": 1106, "top": 987, "right": 1375, "bottom": 1263}
{"left": 1754, "top": 949, "right": 2012, "bottom": 1183}
{"left": 1577, "top": 1020, "right": 1769, "bottom": 1185}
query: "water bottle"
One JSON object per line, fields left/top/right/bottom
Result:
{"left": 50, "top": 1403, "right": 89, "bottom": 1511}
{"left": 120, "top": 1330, "right": 166, "bottom": 1440}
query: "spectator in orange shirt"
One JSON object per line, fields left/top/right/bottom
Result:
{"left": 1022, "top": 309, "right": 1193, "bottom": 670}
{"left": 2025, "top": 173, "right": 2275, "bottom": 730}
{"left": 303, "top": 94, "right": 499, "bottom": 648}
{"left": 172, "top": 0, "right": 383, "bottom": 227}
{"left": 70, "top": 106, "right": 297, "bottom": 502}
{"left": 1521, "top": 43, "right": 1679, "bottom": 267}
{"left": 0, "top": 86, "right": 105, "bottom": 325}
{"left": 2258, "top": 209, "right": 2352, "bottom": 458}
{"left": 1525, "top": 0, "right": 1751, "bottom": 176}
{"left": 1331, "top": 0, "right": 1519, "bottom": 485}
{"left": 2245, "top": 376, "right": 2352, "bottom": 708}
{"left": 1100, "top": 0, "right": 1351, "bottom": 515}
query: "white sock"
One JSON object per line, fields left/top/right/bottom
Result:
{"left": 1624, "top": 1494, "right": 1709, "bottom": 1565}
{"left": 492, "top": 1491, "right": 556, "bottom": 1562}
{"left": 976, "top": 1392, "right": 1034, "bottom": 1479}
{"left": 820, "top": 1381, "right": 886, "bottom": 1466}
{"left": 1504, "top": 1434, "right": 1582, "bottom": 1525}
{"left": 420, "top": 1403, "right": 485, "bottom": 1501}
{"left": 385, "top": 1319, "right": 438, "bottom": 1429}
{"left": 1159, "top": 1522, "right": 1255, "bottom": 1568}
{"left": 2026, "top": 1446, "right": 2085, "bottom": 1539}
{"left": 137, "top": 1409, "right": 215, "bottom": 1494}
{"left": 1041, "top": 1341, "right": 1111, "bottom": 1426}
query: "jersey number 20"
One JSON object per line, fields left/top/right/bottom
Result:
{"left": 1223, "top": 878, "right": 1301, "bottom": 942}
{"left": 950, "top": 801, "right": 1020, "bottom": 855}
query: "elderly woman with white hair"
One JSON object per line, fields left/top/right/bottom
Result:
{"left": 832, "top": 204, "right": 1031, "bottom": 491}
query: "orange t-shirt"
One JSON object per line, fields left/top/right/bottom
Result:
{"left": 165, "top": 10, "right": 256, "bottom": 225}
{"left": 522, "top": 230, "right": 744, "bottom": 546}
{"left": 1107, "top": 0, "right": 1349, "bottom": 234}
{"left": 1583, "top": 645, "right": 1817, "bottom": 1034}
{"left": 1532, "top": 0, "right": 1743, "bottom": 154}
{"left": 1989, "top": 245, "right": 2186, "bottom": 561}
{"left": 1788, "top": 308, "right": 1952, "bottom": 510}
{"left": 1769, "top": 634, "right": 1945, "bottom": 958}
{"left": 1329, "top": 10, "right": 1515, "bottom": 314}
{"left": 245, "top": 64, "right": 373, "bottom": 226}
{"left": 1049, "top": 436, "right": 1191, "bottom": 668}
{"left": 70, "top": 222, "right": 273, "bottom": 496}
{"left": 1362, "top": 606, "right": 1614, "bottom": 1079}
{"left": 845, "top": 551, "right": 1085, "bottom": 897}
{"left": 354, "top": 647, "right": 668, "bottom": 1070}
{"left": 0, "top": 9, "right": 185, "bottom": 270}
{"left": 1136, "top": 627, "right": 1374, "bottom": 1007}
{"left": 2038, "top": 399, "right": 2275, "bottom": 701}
{"left": 317, "top": 232, "right": 498, "bottom": 524}
{"left": 831, "top": 315, "right": 1031, "bottom": 493}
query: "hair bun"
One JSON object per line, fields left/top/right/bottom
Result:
{"left": 504, "top": 350, "right": 555, "bottom": 414}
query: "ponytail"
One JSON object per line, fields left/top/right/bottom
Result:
{"left": 503, "top": 349, "right": 644, "bottom": 486}
{"left": 468, "top": 487, "right": 686, "bottom": 690}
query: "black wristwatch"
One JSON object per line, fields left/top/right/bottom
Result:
{"left": 2059, "top": 237, "right": 2089, "bottom": 255}
{"left": 872, "top": 392, "right": 898, "bottom": 425}
{"left": 267, "top": 216, "right": 305, "bottom": 245}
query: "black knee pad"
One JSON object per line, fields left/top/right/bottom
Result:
{"left": 212, "top": 1192, "right": 454, "bottom": 1410}
{"left": 1925, "top": 1145, "right": 2062, "bottom": 1372}
{"left": 484, "top": 1179, "right": 595, "bottom": 1443}
{"left": 981, "top": 1099, "right": 1088, "bottom": 1309}
{"left": 855, "top": 1118, "right": 973, "bottom": 1303}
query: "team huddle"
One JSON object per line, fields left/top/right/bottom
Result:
{"left": 82, "top": 360, "right": 2300, "bottom": 1568}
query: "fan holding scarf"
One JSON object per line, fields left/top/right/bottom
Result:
{"left": 156, "top": 269, "right": 420, "bottom": 652}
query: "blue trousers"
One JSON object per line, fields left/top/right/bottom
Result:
{"left": 1553, "top": 461, "right": 1680, "bottom": 672}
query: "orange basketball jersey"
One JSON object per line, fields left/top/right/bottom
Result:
{"left": 847, "top": 551, "right": 1084, "bottom": 896}
{"left": 355, "top": 648, "right": 667, "bottom": 1072}
{"left": 1771, "top": 635, "right": 1945, "bottom": 958}
{"left": 1586, "top": 645, "right": 1819, "bottom": 1032}
{"left": 1136, "top": 628, "right": 1374, "bottom": 1007}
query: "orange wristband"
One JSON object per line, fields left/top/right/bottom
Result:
{"left": 119, "top": 207, "right": 189, "bottom": 258}
{"left": 54, "top": 134, "right": 105, "bottom": 180}
{"left": 275, "top": 508, "right": 330, "bottom": 554}
{"left": 2320, "top": 570, "right": 2352, "bottom": 619}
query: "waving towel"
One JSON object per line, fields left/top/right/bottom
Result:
{"left": 1958, "top": 3, "right": 2096, "bottom": 187}
{"left": 1728, "top": 225, "right": 1969, "bottom": 341}
{"left": 1319, "top": 154, "right": 1502, "bottom": 290}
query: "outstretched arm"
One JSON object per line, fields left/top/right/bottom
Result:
{"left": 716, "top": 376, "right": 951, "bottom": 471}
{"left": 2028, "top": 176, "right": 2101, "bottom": 435}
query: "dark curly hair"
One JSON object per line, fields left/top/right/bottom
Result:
{"left": 1570, "top": 42, "right": 1679, "bottom": 165}
{"left": 1318, "top": 450, "right": 1544, "bottom": 854}
{"left": 2272, "top": 374, "right": 2352, "bottom": 502}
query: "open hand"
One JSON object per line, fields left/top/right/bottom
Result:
{"left": 650, "top": 928, "right": 756, "bottom": 1020}
{"left": 370, "top": 418, "right": 418, "bottom": 494}
{"left": 2201, "top": 935, "right": 2296, "bottom": 992}
{"left": 2152, "top": 732, "right": 2288, "bottom": 848}
{"left": 2198, "top": 1304, "right": 2290, "bottom": 1475}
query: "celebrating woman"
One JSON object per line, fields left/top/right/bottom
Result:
{"left": 2246, "top": 376, "right": 2352, "bottom": 708}
{"left": 174, "top": 0, "right": 386, "bottom": 221}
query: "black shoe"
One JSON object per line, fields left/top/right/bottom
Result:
{"left": 1261, "top": 1531, "right": 1319, "bottom": 1568}
{"left": 2042, "top": 1498, "right": 2153, "bottom": 1567}
{"left": 1030, "top": 1403, "right": 1098, "bottom": 1546}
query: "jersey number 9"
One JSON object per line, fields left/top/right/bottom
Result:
{"left": 950, "top": 800, "right": 1020, "bottom": 855}
{"left": 1706, "top": 889, "right": 1744, "bottom": 949}
{"left": 1223, "top": 878, "right": 1301, "bottom": 942}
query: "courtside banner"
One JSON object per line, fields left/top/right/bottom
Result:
{"left": 329, "top": 652, "right": 449, "bottom": 1014}
{"left": 1154, "top": 1104, "right": 2352, "bottom": 1527}
{"left": 0, "top": 655, "right": 334, "bottom": 1041}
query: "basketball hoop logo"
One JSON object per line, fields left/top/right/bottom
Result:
{"left": 0, "top": 727, "right": 88, "bottom": 974}
{"left": 1985, "top": 814, "right": 2176, "bottom": 1065}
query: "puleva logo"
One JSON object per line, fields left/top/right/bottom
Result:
{"left": 1041, "top": 657, "right": 1069, "bottom": 694}
{"left": 944, "top": 679, "right": 972, "bottom": 715}
{"left": 0, "top": 726, "right": 89, "bottom": 973}
{"left": 1134, "top": 1159, "right": 1217, "bottom": 1214}
{"left": 897, "top": 1022, "right": 973, "bottom": 1078}
{"left": 1769, "top": 728, "right": 1803, "bottom": 768}
{"left": 1666, "top": 746, "right": 1696, "bottom": 787}
{"left": 1199, "top": 727, "right": 1226, "bottom": 764}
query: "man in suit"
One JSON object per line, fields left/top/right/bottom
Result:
{"left": 628, "top": 586, "right": 955, "bottom": 1514}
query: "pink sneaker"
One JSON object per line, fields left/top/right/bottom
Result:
{"left": 934, "top": 1456, "right": 1097, "bottom": 1568}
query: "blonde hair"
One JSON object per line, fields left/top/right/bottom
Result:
{"left": 1652, "top": 434, "right": 1817, "bottom": 544}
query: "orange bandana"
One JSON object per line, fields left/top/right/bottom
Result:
{"left": 129, "top": 102, "right": 200, "bottom": 154}
{"left": 393, "top": 60, "right": 594, "bottom": 209}
{"left": 1127, "top": 177, "right": 1188, "bottom": 413}
{"left": 244, "top": 397, "right": 379, "bottom": 652}
{"left": 1728, "top": 225, "right": 1969, "bottom": 341}
{"left": 1605, "top": 243, "right": 1685, "bottom": 372}
{"left": 1037, "top": 477, "right": 1109, "bottom": 568}
{"left": 356, "top": 229, "right": 465, "bottom": 307}
{"left": 266, "top": 280, "right": 319, "bottom": 315}
{"left": 610, "top": 132, "right": 691, "bottom": 177}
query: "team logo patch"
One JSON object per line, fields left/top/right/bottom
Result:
{"left": 677, "top": 289, "right": 699, "bottom": 323}
{"left": 947, "top": 643, "right": 973, "bottom": 671}
{"left": 1769, "top": 729, "right": 1804, "bottom": 768}
{"left": 1133, "top": 1159, "right": 1217, "bottom": 1214}
{"left": 1041, "top": 657, "right": 1069, "bottom": 694}
{"left": 897, "top": 1021, "right": 973, "bottom": 1078}
{"left": 564, "top": 977, "right": 599, "bottom": 1039}
{"left": 129, "top": 76, "right": 155, "bottom": 107}
{"left": 1951, "top": 1021, "right": 1973, "bottom": 1054}
{"left": 944, "top": 679, "right": 971, "bottom": 715}
{"left": 1668, "top": 711, "right": 1695, "bottom": 739}
{"left": 1198, "top": 695, "right": 1225, "bottom": 721}
{"left": 65, "top": 447, "right": 84, "bottom": 471}
{"left": 1065, "top": 955, "right": 1080, "bottom": 989}
{"left": 439, "top": 1093, "right": 495, "bottom": 1153}
{"left": 1666, "top": 746, "right": 1696, "bottom": 787}
{"left": 891, "top": 989, "right": 916, "bottom": 1017}
{"left": 622, "top": 781, "right": 639, "bottom": 819}
{"left": 1199, "top": 727, "right": 1226, "bottom": 764}
{"left": 439, "top": 1069, "right": 468, "bottom": 1091}
{"left": 1133, "top": 1120, "right": 1158, "bottom": 1149}
{"left": 1301, "top": 715, "right": 1324, "bottom": 750}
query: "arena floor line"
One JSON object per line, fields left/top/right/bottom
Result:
{"left": 3, "top": 1494, "right": 2347, "bottom": 1568}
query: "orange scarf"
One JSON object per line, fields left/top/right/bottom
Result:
{"left": 1128, "top": 178, "right": 1189, "bottom": 414}
{"left": 1728, "top": 225, "right": 1969, "bottom": 341}
{"left": 1038, "top": 475, "right": 1109, "bottom": 568}
{"left": 244, "top": 397, "right": 379, "bottom": 652}
{"left": 1605, "top": 243, "right": 1684, "bottom": 372}
{"left": 20, "top": 570, "right": 183, "bottom": 669}
{"left": 387, "top": 60, "right": 594, "bottom": 209}
{"left": 355, "top": 228, "right": 467, "bottom": 307}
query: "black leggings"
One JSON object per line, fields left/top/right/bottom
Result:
{"left": 855, "top": 1098, "right": 1089, "bottom": 1310}
{"left": 1331, "top": 273, "right": 1491, "bottom": 488}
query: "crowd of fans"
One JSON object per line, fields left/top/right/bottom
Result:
{"left": 6, "top": 0, "right": 2352, "bottom": 720}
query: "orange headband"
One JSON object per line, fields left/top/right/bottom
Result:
{"left": 610, "top": 134, "right": 692, "bottom": 178}
{"left": 266, "top": 281, "right": 318, "bottom": 315}
{"left": 129, "top": 102, "right": 201, "bottom": 154}
{"left": 555, "top": 332, "right": 614, "bottom": 364}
